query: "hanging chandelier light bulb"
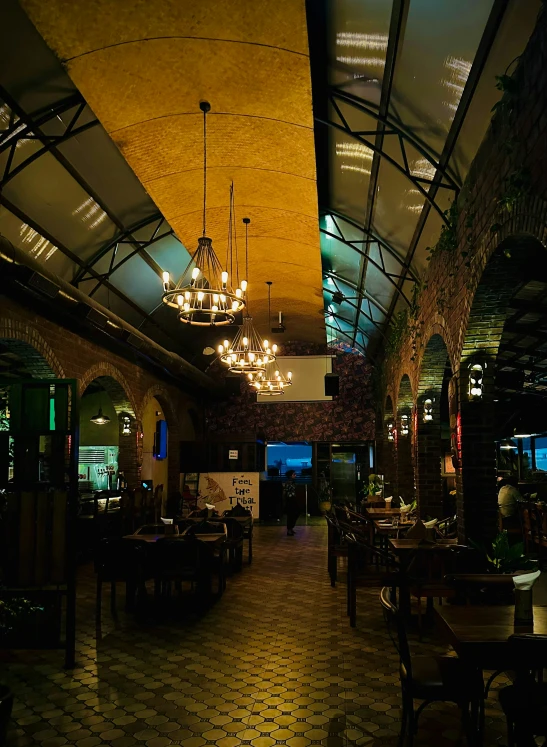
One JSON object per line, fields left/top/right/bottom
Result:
{"left": 161, "top": 101, "right": 246, "bottom": 325}
{"left": 217, "top": 218, "right": 276, "bottom": 373}
{"left": 218, "top": 316, "right": 277, "bottom": 374}
{"left": 248, "top": 361, "right": 293, "bottom": 396}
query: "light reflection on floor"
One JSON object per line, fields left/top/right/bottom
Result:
{"left": 3, "top": 525, "right": 509, "bottom": 746}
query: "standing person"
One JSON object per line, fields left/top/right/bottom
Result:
{"left": 284, "top": 469, "right": 299, "bottom": 536}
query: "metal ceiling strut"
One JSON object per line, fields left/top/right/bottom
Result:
{"left": 320, "top": 210, "right": 418, "bottom": 303}
{"left": 72, "top": 213, "right": 176, "bottom": 295}
{"left": 379, "top": 0, "right": 509, "bottom": 355}
{"left": 0, "top": 89, "right": 99, "bottom": 189}
{"left": 0, "top": 86, "right": 170, "bottom": 289}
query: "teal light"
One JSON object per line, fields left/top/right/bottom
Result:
{"left": 49, "top": 386, "right": 56, "bottom": 431}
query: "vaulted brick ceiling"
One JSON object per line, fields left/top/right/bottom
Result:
{"left": 20, "top": 0, "right": 325, "bottom": 344}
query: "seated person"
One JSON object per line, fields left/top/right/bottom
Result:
{"left": 498, "top": 476, "right": 521, "bottom": 528}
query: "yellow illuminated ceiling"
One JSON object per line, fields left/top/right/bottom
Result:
{"left": 20, "top": 0, "right": 325, "bottom": 344}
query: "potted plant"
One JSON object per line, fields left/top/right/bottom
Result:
{"left": 362, "top": 474, "right": 383, "bottom": 502}
{"left": 460, "top": 531, "right": 538, "bottom": 605}
{"left": 0, "top": 595, "right": 43, "bottom": 745}
{"left": 470, "top": 531, "right": 537, "bottom": 574}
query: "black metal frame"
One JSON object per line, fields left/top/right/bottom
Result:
{"left": 73, "top": 213, "right": 176, "bottom": 296}
{"left": 0, "top": 90, "right": 98, "bottom": 188}
{"left": 311, "top": 0, "right": 509, "bottom": 354}
{"left": 380, "top": 0, "right": 509, "bottom": 351}
{"left": 0, "top": 89, "right": 184, "bottom": 344}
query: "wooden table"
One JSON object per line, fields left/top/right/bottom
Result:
{"left": 388, "top": 539, "right": 456, "bottom": 620}
{"left": 365, "top": 508, "right": 401, "bottom": 519}
{"left": 436, "top": 605, "right": 547, "bottom": 746}
{"left": 436, "top": 604, "right": 547, "bottom": 663}
{"left": 389, "top": 538, "right": 456, "bottom": 551}
{"left": 124, "top": 533, "right": 164, "bottom": 542}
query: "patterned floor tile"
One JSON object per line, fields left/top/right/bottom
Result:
{"left": 1, "top": 526, "right": 510, "bottom": 746}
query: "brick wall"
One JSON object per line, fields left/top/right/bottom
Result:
{"left": 0, "top": 296, "right": 201, "bottom": 495}
{"left": 379, "top": 6, "right": 547, "bottom": 540}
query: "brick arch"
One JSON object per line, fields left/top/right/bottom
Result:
{"left": 381, "top": 394, "right": 397, "bottom": 496}
{"left": 397, "top": 374, "right": 415, "bottom": 501}
{"left": 80, "top": 363, "right": 139, "bottom": 488}
{"left": 417, "top": 333, "right": 452, "bottom": 400}
{"left": 415, "top": 333, "right": 452, "bottom": 518}
{"left": 384, "top": 394, "right": 394, "bottom": 419}
{"left": 79, "top": 363, "right": 137, "bottom": 417}
{"left": 397, "top": 374, "right": 414, "bottom": 414}
{"left": 140, "top": 385, "right": 178, "bottom": 429}
{"left": 416, "top": 316, "right": 455, "bottom": 386}
{"left": 0, "top": 318, "right": 64, "bottom": 378}
{"left": 459, "top": 235, "right": 547, "bottom": 372}
{"left": 456, "top": 233, "right": 547, "bottom": 541}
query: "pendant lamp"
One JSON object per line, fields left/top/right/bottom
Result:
{"left": 248, "top": 361, "right": 293, "bottom": 395}
{"left": 161, "top": 102, "right": 246, "bottom": 325}
{"left": 217, "top": 218, "right": 276, "bottom": 373}
{"left": 246, "top": 282, "right": 292, "bottom": 394}
{"left": 90, "top": 407, "right": 110, "bottom": 425}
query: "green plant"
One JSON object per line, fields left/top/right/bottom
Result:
{"left": 469, "top": 531, "right": 537, "bottom": 574}
{"left": 0, "top": 594, "right": 43, "bottom": 639}
{"left": 386, "top": 308, "right": 408, "bottom": 355}
{"left": 425, "top": 201, "right": 459, "bottom": 262}
{"left": 363, "top": 474, "right": 383, "bottom": 498}
{"left": 491, "top": 71, "right": 520, "bottom": 119}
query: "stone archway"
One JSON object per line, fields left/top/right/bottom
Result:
{"left": 0, "top": 318, "right": 64, "bottom": 379}
{"left": 416, "top": 333, "right": 452, "bottom": 518}
{"left": 382, "top": 395, "right": 397, "bottom": 498}
{"left": 457, "top": 235, "right": 547, "bottom": 540}
{"left": 80, "top": 363, "right": 138, "bottom": 489}
{"left": 140, "top": 384, "right": 183, "bottom": 498}
{"left": 397, "top": 374, "right": 414, "bottom": 503}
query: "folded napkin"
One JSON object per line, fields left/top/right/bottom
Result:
{"left": 513, "top": 570, "right": 541, "bottom": 590}
{"left": 160, "top": 517, "right": 173, "bottom": 525}
{"left": 205, "top": 503, "right": 216, "bottom": 510}
{"left": 423, "top": 518, "right": 438, "bottom": 528}
{"left": 406, "top": 519, "right": 427, "bottom": 540}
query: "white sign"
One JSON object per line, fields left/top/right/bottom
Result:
{"left": 198, "top": 472, "right": 260, "bottom": 518}
{"left": 228, "top": 449, "right": 239, "bottom": 460}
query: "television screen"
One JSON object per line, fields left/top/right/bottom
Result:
{"left": 154, "top": 420, "right": 168, "bottom": 460}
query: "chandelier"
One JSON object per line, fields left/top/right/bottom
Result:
{"left": 218, "top": 315, "right": 277, "bottom": 374}
{"left": 248, "top": 361, "right": 293, "bottom": 396}
{"left": 161, "top": 101, "right": 246, "bottom": 325}
{"left": 217, "top": 218, "right": 276, "bottom": 373}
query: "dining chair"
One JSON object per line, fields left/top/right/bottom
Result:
{"left": 380, "top": 586, "right": 481, "bottom": 747}
{"left": 223, "top": 505, "right": 253, "bottom": 563}
{"left": 325, "top": 514, "right": 347, "bottom": 587}
{"left": 498, "top": 634, "right": 547, "bottom": 746}
{"left": 344, "top": 531, "right": 400, "bottom": 628}
{"left": 153, "top": 536, "right": 208, "bottom": 599}
{"left": 435, "top": 514, "right": 457, "bottom": 539}
{"left": 222, "top": 517, "right": 245, "bottom": 572}
{"left": 153, "top": 484, "right": 164, "bottom": 523}
{"left": 94, "top": 537, "right": 149, "bottom": 623}
{"left": 407, "top": 547, "right": 459, "bottom": 639}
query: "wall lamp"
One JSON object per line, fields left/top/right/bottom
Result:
{"left": 121, "top": 414, "right": 131, "bottom": 435}
{"left": 469, "top": 361, "right": 486, "bottom": 400}
{"left": 387, "top": 420, "right": 396, "bottom": 442}
{"left": 400, "top": 413, "right": 410, "bottom": 437}
{"left": 423, "top": 398, "right": 433, "bottom": 423}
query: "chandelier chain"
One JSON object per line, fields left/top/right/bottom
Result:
{"left": 202, "top": 104, "right": 207, "bottom": 237}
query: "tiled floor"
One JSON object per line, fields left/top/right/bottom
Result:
{"left": 3, "top": 525, "right": 509, "bottom": 746}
